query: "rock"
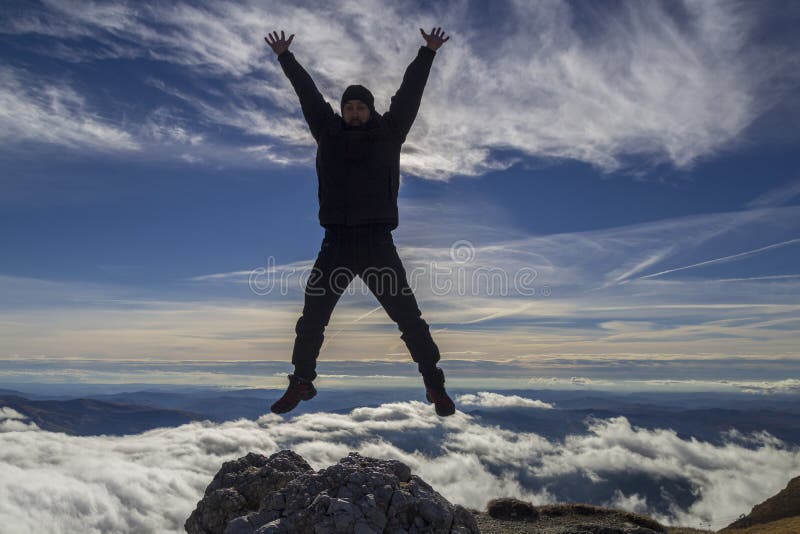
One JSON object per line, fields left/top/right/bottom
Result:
{"left": 184, "top": 449, "right": 311, "bottom": 534}
{"left": 559, "top": 526, "right": 659, "bottom": 534}
{"left": 186, "top": 450, "right": 479, "bottom": 534}
{"left": 253, "top": 518, "right": 282, "bottom": 533}
{"left": 487, "top": 497, "right": 539, "bottom": 521}
{"left": 185, "top": 487, "right": 247, "bottom": 534}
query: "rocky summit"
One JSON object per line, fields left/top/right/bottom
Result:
{"left": 185, "top": 449, "right": 479, "bottom": 533}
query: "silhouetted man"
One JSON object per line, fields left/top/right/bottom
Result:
{"left": 264, "top": 28, "right": 454, "bottom": 416}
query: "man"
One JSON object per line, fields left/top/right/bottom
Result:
{"left": 264, "top": 28, "right": 455, "bottom": 416}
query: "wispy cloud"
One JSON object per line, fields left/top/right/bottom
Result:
{"left": 2, "top": 0, "right": 798, "bottom": 173}
{"left": 5, "top": 358, "right": 800, "bottom": 394}
{"left": 602, "top": 247, "right": 676, "bottom": 287}
{"left": 746, "top": 177, "right": 800, "bottom": 209}
{"left": 637, "top": 378, "right": 800, "bottom": 394}
{"left": 709, "top": 274, "right": 800, "bottom": 283}
{"left": 528, "top": 376, "right": 616, "bottom": 388}
{"left": 2, "top": 196, "right": 799, "bottom": 361}
{"left": 0, "top": 65, "right": 139, "bottom": 151}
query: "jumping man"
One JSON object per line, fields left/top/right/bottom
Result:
{"left": 264, "top": 27, "right": 455, "bottom": 416}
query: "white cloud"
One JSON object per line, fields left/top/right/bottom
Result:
{"left": 597, "top": 378, "right": 800, "bottom": 395}
{"left": 240, "top": 144, "right": 312, "bottom": 166}
{"left": 528, "top": 377, "right": 616, "bottom": 388}
{"left": 0, "top": 66, "right": 139, "bottom": 151}
{"left": 142, "top": 107, "right": 204, "bottom": 145}
{"left": 455, "top": 392, "right": 554, "bottom": 409}
{"left": 719, "top": 378, "right": 800, "bottom": 395}
{"left": 0, "top": 408, "right": 36, "bottom": 432}
{"left": 746, "top": 178, "right": 800, "bottom": 209}
{"left": 2, "top": 0, "right": 797, "bottom": 172}
{"left": 605, "top": 489, "right": 652, "bottom": 517}
{"left": 0, "top": 408, "right": 26, "bottom": 420}
{"left": 2, "top": 400, "right": 798, "bottom": 532}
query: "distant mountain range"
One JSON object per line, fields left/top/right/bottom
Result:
{"left": 0, "top": 393, "right": 206, "bottom": 435}
{"left": 2, "top": 387, "right": 799, "bottom": 447}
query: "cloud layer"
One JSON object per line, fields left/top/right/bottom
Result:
{"left": 2, "top": 394, "right": 799, "bottom": 532}
{"left": 2, "top": 0, "right": 798, "bottom": 173}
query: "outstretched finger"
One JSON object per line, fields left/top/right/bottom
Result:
{"left": 281, "top": 30, "right": 285, "bottom": 40}
{"left": 287, "top": 34, "right": 294, "bottom": 45}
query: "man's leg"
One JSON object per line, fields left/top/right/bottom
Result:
{"left": 360, "top": 232, "right": 440, "bottom": 375}
{"left": 291, "top": 236, "right": 355, "bottom": 381}
{"left": 358, "top": 227, "right": 454, "bottom": 416}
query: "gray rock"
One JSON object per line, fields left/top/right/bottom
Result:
{"left": 185, "top": 450, "right": 312, "bottom": 534}
{"left": 487, "top": 496, "right": 539, "bottom": 521}
{"left": 223, "top": 516, "right": 254, "bottom": 534}
{"left": 253, "top": 518, "right": 282, "bottom": 533}
{"left": 353, "top": 521, "right": 381, "bottom": 534}
{"left": 186, "top": 450, "right": 479, "bottom": 534}
{"left": 262, "top": 492, "right": 284, "bottom": 511}
{"left": 560, "top": 526, "right": 659, "bottom": 534}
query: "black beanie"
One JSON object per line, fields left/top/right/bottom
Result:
{"left": 341, "top": 84, "right": 375, "bottom": 112}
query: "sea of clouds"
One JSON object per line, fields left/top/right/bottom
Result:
{"left": 2, "top": 392, "right": 799, "bottom": 533}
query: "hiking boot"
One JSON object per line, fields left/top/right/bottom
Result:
{"left": 422, "top": 367, "right": 455, "bottom": 416}
{"left": 270, "top": 374, "right": 317, "bottom": 414}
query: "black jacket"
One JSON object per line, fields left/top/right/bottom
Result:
{"left": 277, "top": 46, "right": 436, "bottom": 230}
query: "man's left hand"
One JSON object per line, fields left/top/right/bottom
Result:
{"left": 420, "top": 27, "right": 450, "bottom": 51}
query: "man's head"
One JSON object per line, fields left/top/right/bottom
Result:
{"left": 341, "top": 84, "right": 374, "bottom": 127}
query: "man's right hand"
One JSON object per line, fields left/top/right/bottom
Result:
{"left": 265, "top": 30, "right": 294, "bottom": 56}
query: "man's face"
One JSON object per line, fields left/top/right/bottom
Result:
{"left": 342, "top": 99, "right": 370, "bottom": 126}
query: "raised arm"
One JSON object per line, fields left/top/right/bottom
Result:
{"left": 265, "top": 30, "right": 334, "bottom": 143}
{"left": 387, "top": 27, "right": 450, "bottom": 143}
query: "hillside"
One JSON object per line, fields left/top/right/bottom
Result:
{"left": 721, "top": 475, "right": 800, "bottom": 533}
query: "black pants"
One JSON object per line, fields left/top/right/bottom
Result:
{"left": 291, "top": 223, "right": 440, "bottom": 381}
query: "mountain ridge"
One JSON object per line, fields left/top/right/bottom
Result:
{"left": 721, "top": 475, "right": 800, "bottom": 532}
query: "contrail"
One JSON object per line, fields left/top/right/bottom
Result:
{"left": 320, "top": 305, "right": 383, "bottom": 352}
{"left": 638, "top": 238, "right": 800, "bottom": 280}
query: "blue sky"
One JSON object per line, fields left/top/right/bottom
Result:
{"left": 1, "top": 0, "right": 800, "bottom": 388}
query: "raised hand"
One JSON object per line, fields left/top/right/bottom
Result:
{"left": 265, "top": 30, "right": 294, "bottom": 56}
{"left": 420, "top": 27, "right": 449, "bottom": 51}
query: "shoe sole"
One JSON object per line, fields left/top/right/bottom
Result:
{"left": 270, "top": 387, "right": 317, "bottom": 414}
{"left": 426, "top": 391, "right": 455, "bottom": 416}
